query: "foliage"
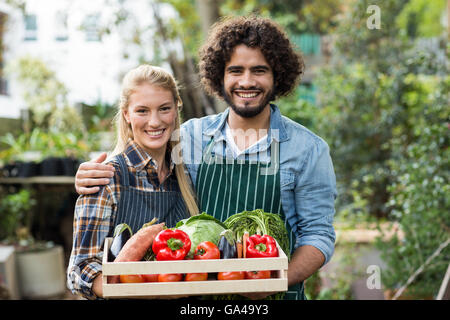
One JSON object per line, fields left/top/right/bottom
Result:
{"left": 315, "top": 0, "right": 448, "bottom": 219}
{"left": 163, "top": 0, "right": 203, "bottom": 59}
{"left": 221, "top": 0, "right": 342, "bottom": 35}
{"left": 305, "top": 242, "right": 362, "bottom": 300}
{"left": 5, "top": 55, "right": 83, "bottom": 132}
{"left": 396, "top": 0, "right": 447, "bottom": 38}
{"left": 313, "top": 0, "right": 449, "bottom": 298}
{"left": 0, "top": 127, "right": 90, "bottom": 163}
{"left": 277, "top": 85, "right": 319, "bottom": 131}
{"left": 316, "top": 62, "right": 402, "bottom": 219}
{"left": 375, "top": 74, "right": 449, "bottom": 298}
{"left": 0, "top": 189, "right": 36, "bottom": 242}
{"left": 0, "top": 189, "right": 55, "bottom": 252}
{"left": 3, "top": 55, "right": 92, "bottom": 160}
{"left": 333, "top": 0, "right": 410, "bottom": 73}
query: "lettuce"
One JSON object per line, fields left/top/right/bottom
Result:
{"left": 175, "top": 213, "right": 226, "bottom": 256}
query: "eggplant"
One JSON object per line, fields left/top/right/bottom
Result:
{"left": 218, "top": 229, "right": 237, "bottom": 259}
{"left": 107, "top": 223, "right": 132, "bottom": 262}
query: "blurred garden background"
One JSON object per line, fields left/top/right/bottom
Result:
{"left": 0, "top": 0, "right": 448, "bottom": 300}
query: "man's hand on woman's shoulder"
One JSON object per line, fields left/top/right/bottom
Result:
{"left": 75, "top": 152, "right": 115, "bottom": 195}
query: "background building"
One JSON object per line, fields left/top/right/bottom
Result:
{"left": 0, "top": 0, "right": 175, "bottom": 120}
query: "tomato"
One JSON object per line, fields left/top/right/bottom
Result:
{"left": 245, "top": 270, "right": 271, "bottom": 279}
{"left": 194, "top": 241, "right": 220, "bottom": 260}
{"left": 142, "top": 274, "right": 159, "bottom": 282}
{"left": 217, "top": 271, "right": 245, "bottom": 280}
{"left": 158, "top": 273, "right": 183, "bottom": 282}
{"left": 119, "top": 274, "right": 145, "bottom": 283}
{"left": 185, "top": 273, "right": 208, "bottom": 281}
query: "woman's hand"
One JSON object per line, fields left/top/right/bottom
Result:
{"left": 75, "top": 152, "right": 115, "bottom": 195}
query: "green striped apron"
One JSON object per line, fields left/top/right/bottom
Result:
{"left": 196, "top": 138, "right": 306, "bottom": 300}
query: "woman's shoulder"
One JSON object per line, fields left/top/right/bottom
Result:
{"left": 103, "top": 153, "right": 128, "bottom": 184}
{"left": 104, "top": 153, "right": 124, "bottom": 168}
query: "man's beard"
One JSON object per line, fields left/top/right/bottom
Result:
{"left": 222, "top": 86, "right": 274, "bottom": 118}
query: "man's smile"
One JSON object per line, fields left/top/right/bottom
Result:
{"left": 233, "top": 89, "right": 263, "bottom": 101}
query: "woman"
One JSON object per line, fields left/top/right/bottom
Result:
{"left": 67, "top": 65, "right": 198, "bottom": 299}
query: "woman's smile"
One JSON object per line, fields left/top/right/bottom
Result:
{"left": 145, "top": 128, "right": 165, "bottom": 137}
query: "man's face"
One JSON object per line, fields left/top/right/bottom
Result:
{"left": 223, "top": 44, "right": 275, "bottom": 118}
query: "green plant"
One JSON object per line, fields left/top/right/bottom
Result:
{"left": 308, "top": 242, "right": 362, "bottom": 300}
{"left": 375, "top": 74, "right": 449, "bottom": 299}
{"left": 0, "top": 189, "right": 36, "bottom": 242}
{"left": 84, "top": 100, "right": 116, "bottom": 133}
{"left": 0, "top": 126, "right": 90, "bottom": 164}
{"left": 312, "top": 0, "right": 449, "bottom": 299}
{"left": 277, "top": 85, "right": 319, "bottom": 131}
{"left": 0, "top": 189, "right": 54, "bottom": 252}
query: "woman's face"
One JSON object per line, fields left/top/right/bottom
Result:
{"left": 123, "top": 83, "right": 178, "bottom": 159}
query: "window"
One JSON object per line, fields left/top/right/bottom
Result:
{"left": 54, "top": 11, "right": 68, "bottom": 41}
{"left": 24, "top": 14, "right": 37, "bottom": 41}
{"left": 83, "top": 14, "right": 100, "bottom": 42}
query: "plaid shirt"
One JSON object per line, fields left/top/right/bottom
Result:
{"left": 67, "top": 140, "right": 178, "bottom": 299}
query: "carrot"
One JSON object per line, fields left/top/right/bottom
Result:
{"left": 242, "top": 232, "right": 249, "bottom": 259}
{"left": 236, "top": 240, "right": 243, "bottom": 259}
{"left": 114, "top": 222, "right": 165, "bottom": 262}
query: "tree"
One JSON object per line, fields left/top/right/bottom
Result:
{"left": 221, "top": 0, "right": 342, "bottom": 35}
{"left": 5, "top": 55, "right": 85, "bottom": 135}
{"left": 95, "top": 0, "right": 222, "bottom": 120}
{"left": 195, "top": 0, "right": 221, "bottom": 37}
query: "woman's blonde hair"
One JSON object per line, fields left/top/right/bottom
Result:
{"left": 112, "top": 64, "right": 199, "bottom": 216}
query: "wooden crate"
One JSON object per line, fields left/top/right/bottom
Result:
{"left": 102, "top": 237, "right": 288, "bottom": 298}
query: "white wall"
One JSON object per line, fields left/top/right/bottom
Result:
{"left": 0, "top": 0, "right": 178, "bottom": 119}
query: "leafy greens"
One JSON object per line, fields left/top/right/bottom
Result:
{"left": 175, "top": 212, "right": 226, "bottom": 256}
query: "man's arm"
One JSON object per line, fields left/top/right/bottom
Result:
{"left": 293, "top": 139, "right": 337, "bottom": 267}
{"left": 287, "top": 245, "right": 325, "bottom": 286}
{"left": 241, "top": 245, "right": 324, "bottom": 300}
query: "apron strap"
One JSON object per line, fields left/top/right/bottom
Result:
{"left": 117, "top": 153, "right": 130, "bottom": 187}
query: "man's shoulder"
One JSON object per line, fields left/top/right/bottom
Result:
{"left": 181, "top": 112, "right": 225, "bottom": 136}
{"left": 182, "top": 113, "right": 223, "bottom": 127}
{"left": 280, "top": 114, "right": 328, "bottom": 148}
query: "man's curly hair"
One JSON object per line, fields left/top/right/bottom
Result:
{"left": 198, "top": 15, "right": 305, "bottom": 100}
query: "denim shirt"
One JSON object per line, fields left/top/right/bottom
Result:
{"left": 180, "top": 104, "right": 337, "bottom": 264}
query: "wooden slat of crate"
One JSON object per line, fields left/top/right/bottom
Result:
{"left": 102, "top": 237, "right": 288, "bottom": 298}
{"left": 103, "top": 277, "right": 287, "bottom": 298}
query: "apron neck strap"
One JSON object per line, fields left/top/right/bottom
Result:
{"left": 117, "top": 153, "right": 130, "bottom": 187}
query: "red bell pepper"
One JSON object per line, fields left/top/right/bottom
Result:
{"left": 246, "top": 234, "right": 278, "bottom": 258}
{"left": 152, "top": 229, "right": 191, "bottom": 260}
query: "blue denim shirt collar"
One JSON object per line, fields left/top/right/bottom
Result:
{"left": 203, "top": 104, "right": 289, "bottom": 143}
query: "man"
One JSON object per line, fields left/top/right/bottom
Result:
{"left": 75, "top": 16, "right": 337, "bottom": 300}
